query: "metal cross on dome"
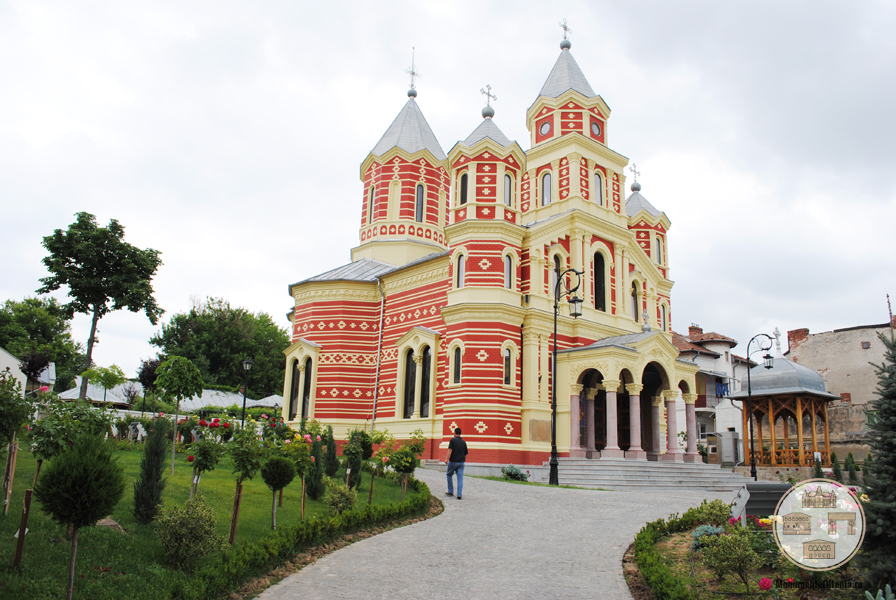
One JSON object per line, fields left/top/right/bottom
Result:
{"left": 559, "top": 18, "right": 572, "bottom": 40}
{"left": 629, "top": 163, "right": 641, "bottom": 182}
{"left": 480, "top": 84, "right": 497, "bottom": 106}
{"left": 405, "top": 47, "right": 421, "bottom": 90}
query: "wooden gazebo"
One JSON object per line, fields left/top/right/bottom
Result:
{"left": 729, "top": 358, "right": 839, "bottom": 467}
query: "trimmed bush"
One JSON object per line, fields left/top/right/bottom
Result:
{"left": 306, "top": 437, "right": 325, "bottom": 500}
{"left": 701, "top": 527, "right": 763, "bottom": 592}
{"left": 324, "top": 425, "right": 340, "bottom": 477}
{"left": 690, "top": 524, "right": 723, "bottom": 551}
{"left": 323, "top": 476, "right": 357, "bottom": 514}
{"left": 156, "top": 494, "right": 227, "bottom": 570}
{"left": 261, "top": 456, "right": 296, "bottom": 530}
{"left": 814, "top": 455, "right": 824, "bottom": 478}
{"left": 133, "top": 417, "right": 170, "bottom": 524}
{"left": 831, "top": 451, "right": 843, "bottom": 482}
{"left": 501, "top": 464, "right": 529, "bottom": 481}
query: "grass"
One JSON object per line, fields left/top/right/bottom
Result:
{"left": 468, "top": 474, "right": 612, "bottom": 491}
{"left": 0, "top": 444, "right": 406, "bottom": 600}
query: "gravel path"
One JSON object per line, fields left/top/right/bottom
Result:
{"left": 257, "top": 468, "right": 733, "bottom": 600}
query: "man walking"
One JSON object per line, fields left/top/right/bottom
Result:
{"left": 444, "top": 427, "right": 468, "bottom": 500}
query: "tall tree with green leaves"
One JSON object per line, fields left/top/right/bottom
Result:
{"left": 857, "top": 331, "right": 896, "bottom": 589}
{"left": 37, "top": 212, "right": 163, "bottom": 400}
{"left": 0, "top": 297, "right": 83, "bottom": 391}
{"left": 150, "top": 297, "right": 288, "bottom": 398}
{"left": 80, "top": 365, "right": 127, "bottom": 404}
{"left": 137, "top": 357, "right": 162, "bottom": 414}
{"left": 154, "top": 356, "right": 203, "bottom": 475}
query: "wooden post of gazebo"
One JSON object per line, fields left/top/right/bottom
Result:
{"left": 823, "top": 402, "right": 831, "bottom": 466}
{"left": 811, "top": 406, "right": 818, "bottom": 457}
{"left": 756, "top": 410, "right": 764, "bottom": 464}
{"left": 768, "top": 399, "right": 777, "bottom": 466}
{"left": 796, "top": 397, "right": 805, "bottom": 466}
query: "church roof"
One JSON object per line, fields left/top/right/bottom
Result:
{"left": 462, "top": 118, "right": 513, "bottom": 148}
{"left": 302, "top": 258, "right": 397, "bottom": 283}
{"left": 625, "top": 189, "right": 663, "bottom": 219}
{"left": 557, "top": 331, "right": 661, "bottom": 354}
{"left": 370, "top": 97, "right": 447, "bottom": 161}
{"left": 538, "top": 48, "right": 596, "bottom": 99}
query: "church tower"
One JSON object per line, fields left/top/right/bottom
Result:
{"left": 353, "top": 77, "right": 450, "bottom": 266}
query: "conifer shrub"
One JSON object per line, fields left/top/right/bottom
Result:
{"left": 501, "top": 464, "right": 529, "bottom": 481}
{"left": 324, "top": 425, "right": 340, "bottom": 477}
{"left": 814, "top": 455, "right": 824, "bottom": 478}
{"left": 156, "top": 494, "right": 226, "bottom": 570}
{"left": 133, "top": 417, "right": 170, "bottom": 524}
{"left": 846, "top": 452, "right": 860, "bottom": 485}
{"left": 33, "top": 435, "right": 126, "bottom": 600}
{"left": 306, "top": 437, "right": 326, "bottom": 500}
{"left": 831, "top": 451, "right": 843, "bottom": 482}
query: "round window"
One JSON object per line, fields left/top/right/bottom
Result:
{"left": 591, "top": 122, "right": 601, "bottom": 136}
{"left": 539, "top": 121, "right": 551, "bottom": 135}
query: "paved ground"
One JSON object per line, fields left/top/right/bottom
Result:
{"left": 257, "top": 468, "right": 733, "bottom": 600}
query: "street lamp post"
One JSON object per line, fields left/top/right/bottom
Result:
{"left": 240, "top": 357, "right": 254, "bottom": 428}
{"left": 550, "top": 268, "right": 584, "bottom": 486}
{"left": 745, "top": 334, "right": 775, "bottom": 481}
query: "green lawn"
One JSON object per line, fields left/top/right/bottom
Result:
{"left": 0, "top": 446, "right": 405, "bottom": 599}
{"left": 469, "top": 474, "right": 611, "bottom": 491}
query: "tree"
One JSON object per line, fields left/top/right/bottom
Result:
{"left": 306, "top": 437, "right": 325, "bottom": 500}
{"left": 80, "top": 365, "right": 127, "bottom": 404}
{"left": 137, "top": 357, "right": 162, "bottom": 414}
{"left": 227, "top": 424, "right": 266, "bottom": 544}
{"left": 831, "top": 451, "right": 843, "bottom": 482}
{"left": 37, "top": 212, "right": 164, "bottom": 400}
{"left": 324, "top": 425, "right": 340, "bottom": 477}
{"left": 19, "top": 348, "right": 50, "bottom": 394}
{"left": 857, "top": 332, "right": 896, "bottom": 589}
{"left": 1, "top": 368, "right": 30, "bottom": 512}
{"left": 133, "top": 417, "right": 170, "bottom": 524}
{"left": 33, "top": 435, "right": 126, "bottom": 600}
{"left": 155, "top": 356, "right": 204, "bottom": 475}
{"left": 0, "top": 297, "right": 83, "bottom": 392}
{"left": 261, "top": 456, "right": 295, "bottom": 530}
{"left": 150, "top": 297, "right": 288, "bottom": 398}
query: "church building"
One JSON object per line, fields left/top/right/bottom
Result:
{"left": 281, "top": 35, "right": 702, "bottom": 465}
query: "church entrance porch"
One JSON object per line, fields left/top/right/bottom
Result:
{"left": 559, "top": 330, "right": 701, "bottom": 463}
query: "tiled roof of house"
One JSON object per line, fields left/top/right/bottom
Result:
{"left": 689, "top": 331, "right": 738, "bottom": 345}
{"left": 672, "top": 331, "right": 721, "bottom": 357}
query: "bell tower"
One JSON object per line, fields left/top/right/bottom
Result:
{"left": 353, "top": 59, "right": 450, "bottom": 267}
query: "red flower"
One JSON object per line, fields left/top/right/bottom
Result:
{"left": 198, "top": 420, "right": 208, "bottom": 427}
{"left": 311, "top": 456, "right": 315, "bottom": 463}
{"left": 160, "top": 412, "right": 165, "bottom": 416}
{"left": 187, "top": 456, "right": 195, "bottom": 462}
{"left": 209, "top": 422, "right": 220, "bottom": 428}
{"left": 223, "top": 422, "right": 230, "bottom": 428}
{"left": 759, "top": 578, "right": 773, "bottom": 591}
{"left": 787, "top": 578, "right": 794, "bottom": 583}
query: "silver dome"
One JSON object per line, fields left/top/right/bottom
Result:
{"left": 729, "top": 358, "right": 838, "bottom": 399}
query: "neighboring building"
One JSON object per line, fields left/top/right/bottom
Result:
{"left": 281, "top": 36, "right": 706, "bottom": 465}
{"left": 786, "top": 318, "right": 896, "bottom": 461}
{"left": 0, "top": 347, "right": 27, "bottom": 393}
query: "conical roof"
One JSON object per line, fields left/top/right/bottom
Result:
{"left": 370, "top": 97, "right": 447, "bottom": 161}
{"left": 462, "top": 118, "right": 512, "bottom": 148}
{"left": 728, "top": 358, "right": 839, "bottom": 399}
{"left": 538, "top": 47, "right": 596, "bottom": 99}
{"left": 625, "top": 186, "right": 662, "bottom": 219}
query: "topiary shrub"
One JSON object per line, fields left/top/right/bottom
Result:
{"left": 693, "top": 498, "right": 731, "bottom": 527}
{"left": 155, "top": 494, "right": 226, "bottom": 570}
{"left": 814, "top": 455, "right": 824, "bottom": 478}
{"left": 261, "top": 456, "right": 296, "bottom": 530}
{"left": 501, "top": 464, "right": 529, "bottom": 481}
{"left": 133, "top": 417, "right": 170, "bottom": 524}
{"left": 831, "top": 451, "right": 843, "bottom": 482}
{"left": 324, "top": 425, "right": 339, "bottom": 477}
{"left": 33, "top": 435, "right": 126, "bottom": 600}
{"left": 306, "top": 437, "right": 326, "bottom": 500}
{"left": 847, "top": 453, "right": 860, "bottom": 485}
{"left": 322, "top": 476, "right": 357, "bottom": 514}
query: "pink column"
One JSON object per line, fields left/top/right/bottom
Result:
{"left": 601, "top": 380, "right": 624, "bottom": 458}
{"left": 584, "top": 388, "right": 596, "bottom": 457}
{"left": 662, "top": 391, "right": 684, "bottom": 462}
{"left": 648, "top": 398, "right": 662, "bottom": 460}
{"left": 683, "top": 393, "right": 700, "bottom": 463}
{"left": 625, "top": 383, "right": 647, "bottom": 460}
{"left": 569, "top": 385, "right": 585, "bottom": 458}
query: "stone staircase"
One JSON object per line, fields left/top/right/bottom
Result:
{"left": 541, "top": 458, "right": 749, "bottom": 492}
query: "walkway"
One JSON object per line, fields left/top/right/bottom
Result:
{"left": 257, "top": 467, "right": 733, "bottom": 600}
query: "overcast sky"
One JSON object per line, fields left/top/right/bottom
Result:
{"left": 2, "top": 0, "right": 894, "bottom": 379}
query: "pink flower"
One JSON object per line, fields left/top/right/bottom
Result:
{"left": 759, "top": 578, "right": 772, "bottom": 591}
{"left": 316, "top": 435, "right": 321, "bottom": 442}
{"left": 38, "top": 386, "right": 49, "bottom": 393}
{"left": 160, "top": 412, "right": 165, "bottom": 416}
{"left": 261, "top": 414, "right": 268, "bottom": 419}
{"left": 383, "top": 456, "right": 389, "bottom": 462}
{"left": 304, "top": 434, "right": 311, "bottom": 441}
{"left": 187, "top": 456, "right": 194, "bottom": 462}
{"left": 311, "top": 456, "right": 315, "bottom": 462}
{"left": 285, "top": 439, "right": 291, "bottom": 444}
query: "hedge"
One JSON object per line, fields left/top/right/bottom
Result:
{"left": 632, "top": 503, "right": 711, "bottom": 600}
{"left": 170, "top": 477, "right": 432, "bottom": 599}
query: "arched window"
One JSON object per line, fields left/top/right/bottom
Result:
{"left": 655, "top": 236, "right": 663, "bottom": 264}
{"left": 504, "top": 255, "right": 513, "bottom": 289}
{"left": 551, "top": 255, "right": 562, "bottom": 295}
{"left": 594, "top": 253, "right": 606, "bottom": 312}
{"left": 504, "top": 174, "right": 512, "bottom": 207}
{"left": 301, "top": 357, "right": 313, "bottom": 421}
{"left": 415, "top": 184, "right": 424, "bottom": 223}
{"left": 456, "top": 254, "right": 465, "bottom": 288}
{"left": 503, "top": 348, "right": 512, "bottom": 385}
{"left": 367, "top": 186, "right": 375, "bottom": 224}
{"left": 631, "top": 283, "right": 639, "bottom": 322}
{"left": 541, "top": 172, "right": 552, "bottom": 206}
{"left": 420, "top": 346, "right": 431, "bottom": 418}
{"left": 453, "top": 347, "right": 462, "bottom": 384}
{"left": 661, "top": 305, "right": 668, "bottom": 331}
{"left": 289, "top": 359, "right": 300, "bottom": 420}
{"left": 460, "top": 173, "right": 468, "bottom": 205}
{"left": 403, "top": 350, "right": 416, "bottom": 419}
{"left": 594, "top": 172, "right": 603, "bottom": 206}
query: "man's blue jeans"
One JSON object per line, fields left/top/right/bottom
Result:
{"left": 446, "top": 461, "right": 465, "bottom": 497}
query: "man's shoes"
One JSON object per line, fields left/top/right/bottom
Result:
{"left": 457, "top": 496, "right": 462, "bottom": 500}
{"left": 445, "top": 492, "right": 454, "bottom": 496}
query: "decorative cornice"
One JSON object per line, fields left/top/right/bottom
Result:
{"left": 441, "top": 303, "right": 526, "bottom": 326}
{"left": 293, "top": 283, "right": 380, "bottom": 305}
{"left": 445, "top": 219, "right": 527, "bottom": 244}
